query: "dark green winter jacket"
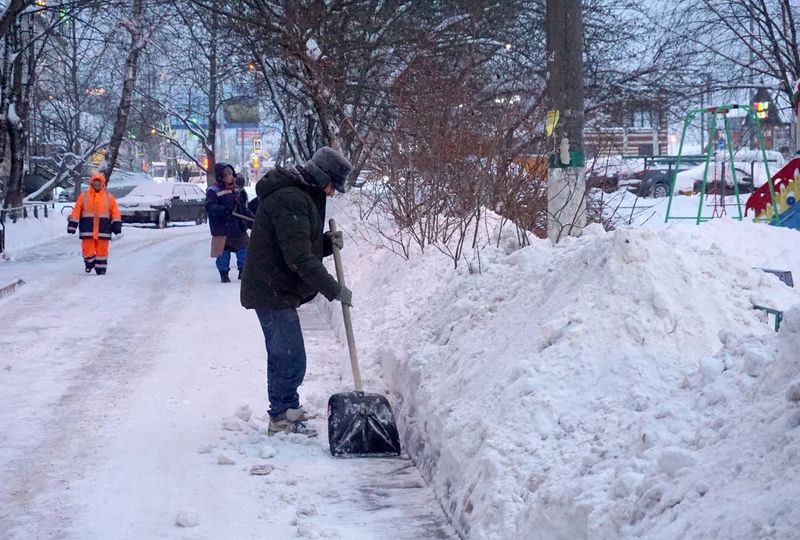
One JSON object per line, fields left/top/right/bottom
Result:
{"left": 240, "top": 166, "right": 340, "bottom": 309}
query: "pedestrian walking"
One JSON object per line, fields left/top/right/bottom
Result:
{"left": 206, "top": 162, "right": 252, "bottom": 282}
{"left": 67, "top": 172, "right": 123, "bottom": 274}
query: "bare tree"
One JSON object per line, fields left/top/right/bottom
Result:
{"left": 99, "top": 0, "right": 148, "bottom": 182}
{"left": 0, "top": 0, "right": 37, "bottom": 41}
{"left": 30, "top": 3, "right": 120, "bottom": 200}
{"left": 667, "top": 0, "right": 800, "bottom": 109}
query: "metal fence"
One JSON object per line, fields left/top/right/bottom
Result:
{"left": 0, "top": 202, "right": 56, "bottom": 253}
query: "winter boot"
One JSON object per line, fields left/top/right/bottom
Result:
{"left": 95, "top": 268, "right": 106, "bottom": 275}
{"left": 220, "top": 271, "right": 231, "bottom": 283}
{"left": 285, "top": 406, "right": 316, "bottom": 422}
{"left": 268, "top": 413, "right": 318, "bottom": 437}
{"left": 84, "top": 261, "right": 95, "bottom": 273}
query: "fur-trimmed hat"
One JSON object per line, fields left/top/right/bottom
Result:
{"left": 300, "top": 146, "right": 352, "bottom": 193}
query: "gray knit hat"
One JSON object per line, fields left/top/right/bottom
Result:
{"left": 301, "top": 146, "right": 353, "bottom": 193}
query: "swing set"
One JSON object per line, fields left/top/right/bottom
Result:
{"left": 664, "top": 103, "right": 778, "bottom": 224}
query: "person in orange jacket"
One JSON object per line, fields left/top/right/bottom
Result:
{"left": 67, "top": 172, "right": 122, "bottom": 274}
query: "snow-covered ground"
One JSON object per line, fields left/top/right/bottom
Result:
{"left": 1, "top": 189, "right": 799, "bottom": 539}
{"left": 0, "top": 224, "right": 453, "bottom": 539}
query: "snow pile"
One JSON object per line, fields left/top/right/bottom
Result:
{"left": 1, "top": 206, "right": 68, "bottom": 255}
{"left": 622, "top": 306, "right": 800, "bottom": 539}
{"left": 340, "top": 215, "right": 800, "bottom": 539}
{"left": 175, "top": 508, "right": 199, "bottom": 527}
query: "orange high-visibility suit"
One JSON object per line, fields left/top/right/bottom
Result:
{"left": 67, "top": 173, "right": 122, "bottom": 274}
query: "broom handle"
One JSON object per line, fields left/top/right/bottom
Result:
{"left": 329, "top": 219, "right": 363, "bottom": 391}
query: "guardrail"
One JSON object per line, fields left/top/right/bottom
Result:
{"left": 0, "top": 202, "right": 56, "bottom": 253}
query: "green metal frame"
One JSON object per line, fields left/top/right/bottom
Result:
{"left": 753, "top": 305, "right": 784, "bottom": 332}
{"left": 665, "top": 104, "right": 778, "bottom": 225}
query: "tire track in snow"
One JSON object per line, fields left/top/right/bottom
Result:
{"left": 0, "top": 228, "right": 206, "bottom": 537}
{"left": 1, "top": 226, "right": 457, "bottom": 538}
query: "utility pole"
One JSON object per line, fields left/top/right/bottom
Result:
{"left": 749, "top": 13, "right": 756, "bottom": 149}
{"left": 546, "top": 0, "right": 585, "bottom": 243}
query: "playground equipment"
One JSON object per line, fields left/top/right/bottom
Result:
{"left": 745, "top": 157, "right": 800, "bottom": 228}
{"left": 665, "top": 103, "right": 775, "bottom": 224}
{"left": 744, "top": 80, "right": 800, "bottom": 229}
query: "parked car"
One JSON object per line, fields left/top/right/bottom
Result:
{"left": 618, "top": 156, "right": 707, "bottom": 198}
{"left": 106, "top": 183, "right": 142, "bottom": 199}
{"left": 676, "top": 160, "right": 762, "bottom": 195}
{"left": 116, "top": 182, "right": 207, "bottom": 228}
{"left": 586, "top": 155, "right": 640, "bottom": 193}
{"left": 56, "top": 188, "right": 73, "bottom": 202}
{"left": 187, "top": 171, "right": 207, "bottom": 184}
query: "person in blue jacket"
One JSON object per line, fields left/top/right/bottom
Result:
{"left": 205, "top": 162, "right": 253, "bottom": 282}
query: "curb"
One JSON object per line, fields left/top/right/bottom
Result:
{"left": 0, "top": 278, "right": 25, "bottom": 299}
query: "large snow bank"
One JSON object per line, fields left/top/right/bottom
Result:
{"left": 1, "top": 206, "right": 68, "bottom": 255}
{"left": 337, "top": 209, "right": 800, "bottom": 539}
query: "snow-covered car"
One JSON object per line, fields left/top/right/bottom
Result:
{"left": 187, "top": 171, "right": 207, "bottom": 184}
{"left": 586, "top": 155, "right": 640, "bottom": 193}
{"left": 617, "top": 157, "right": 707, "bottom": 198}
{"left": 673, "top": 150, "right": 785, "bottom": 195}
{"left": 675, "top": 162, "right": 756, "bottom": 195}
{"left": 56, "top": 188, "right": 73, "bottom": 202}
{"left": 116, "top": 182, "right": 207, "bottom": 228}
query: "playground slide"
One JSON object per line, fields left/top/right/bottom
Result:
{"left": 746, "top": 157, "right": 799, "bottom": 228}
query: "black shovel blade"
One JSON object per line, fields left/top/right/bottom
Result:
{"left": 328, "top": 391, "right": 401, "bottom": 457}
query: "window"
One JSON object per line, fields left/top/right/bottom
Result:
{"left": 173, "top": 186, "right": 190, "bottom": 201}
{"left": 632, "top": 110, "right": 652, "bottom": 129}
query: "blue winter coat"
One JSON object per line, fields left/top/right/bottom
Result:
{"left": 205, "top": 163, "right": 249, "bottom": 237}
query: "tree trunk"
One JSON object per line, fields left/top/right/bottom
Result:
{"left": 100, "top": 0, "right": 147, "bottom": 183}
{"left": 3, "top": 20, "right": 27, "bottom": 208}
{"left": 0, "top": 0, "right": 34, "bottom": 42}
{"left": 205, "top": 5, "right": 218, "bottom": 184}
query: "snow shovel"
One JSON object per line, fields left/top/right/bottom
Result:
{"left": 327, "top": 218, "right": 401, "bottom": 457}
{"left": 232, "top": 211, "right": 254, "bottom": 223}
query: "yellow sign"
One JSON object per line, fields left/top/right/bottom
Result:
{"left": 546, "top": 110, "right": 560, "bottom": 136}
{"left": 91, "top": 148, "right": 106, "bottom": 164}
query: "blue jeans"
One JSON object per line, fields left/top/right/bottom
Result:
{"left": 255, "top": 308, "right": 307, "bottom": 417}
{"left": 215, "top": 247, "right": 246, "bottom": 273}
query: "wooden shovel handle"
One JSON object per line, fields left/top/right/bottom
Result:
{"left": 232, "top": 211, "right": 254, "bottom": 223}
{"left": 329, "top": 219, "right": 363, "bottom": 391}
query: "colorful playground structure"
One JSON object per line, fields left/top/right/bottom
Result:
{"left": 745, "top": 156, "right": 800, "bottom": 228}
{"left": 664, "top": 101, "right": 798, "bottom": 230}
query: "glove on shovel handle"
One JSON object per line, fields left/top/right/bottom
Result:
{"left": 330, "top": 219, "right": 363, "bottom": 391}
